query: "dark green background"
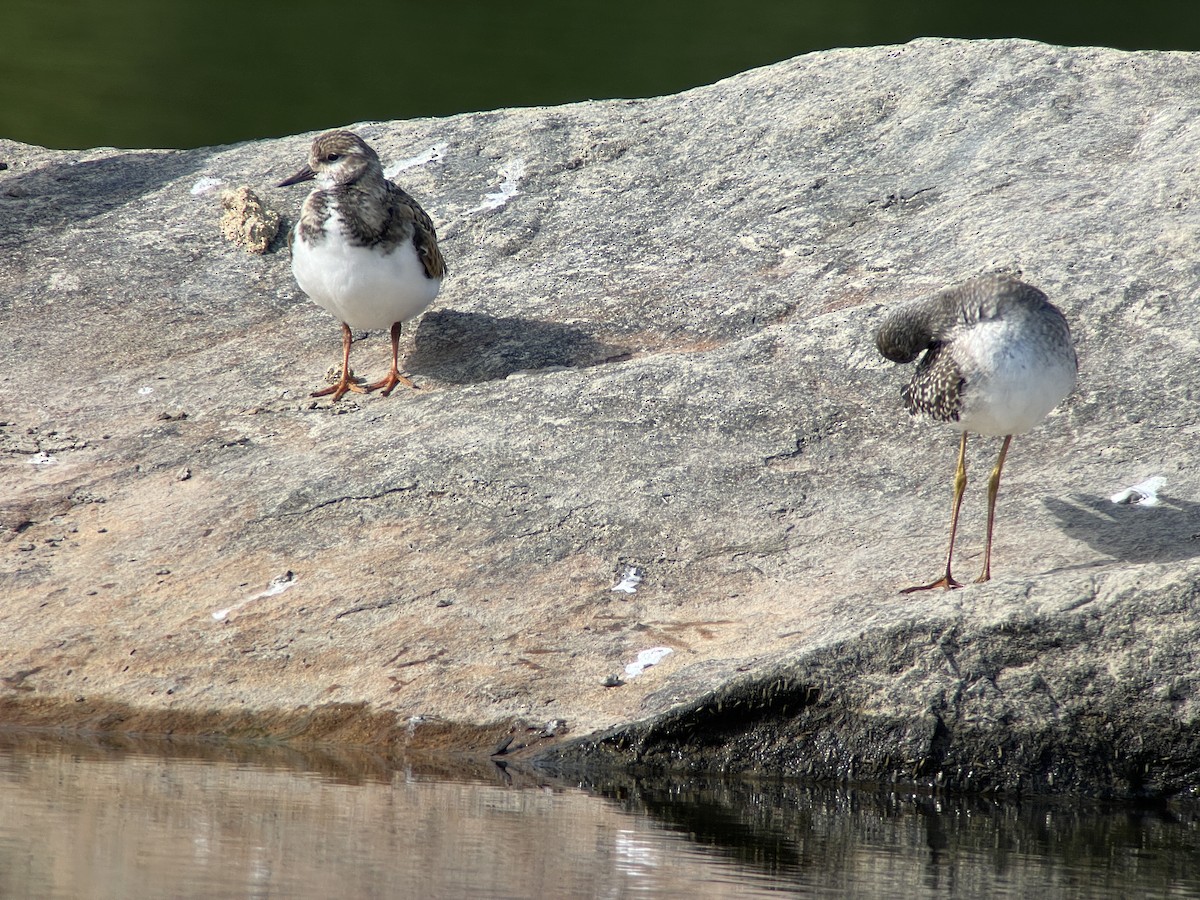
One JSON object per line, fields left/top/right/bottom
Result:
{"left": 3, "top": 0, "right": 1199, "bottom": 150}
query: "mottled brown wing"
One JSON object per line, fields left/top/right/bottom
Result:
{"left": 385, "top": 184, "right": 447, "bottom": 279}
{"left": 902, "top": 342, "right": 963, "bottom": 423}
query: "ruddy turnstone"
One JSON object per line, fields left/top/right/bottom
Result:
{"left": 278, "top": 129, "right": 446, "bottom": 401}
{"left": 875, "top": 274, "right": 1077, "bottom": 592}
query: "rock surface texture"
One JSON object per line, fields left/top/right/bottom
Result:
{"left": 2, "top": 39, "right": 1199, "bottom": 798}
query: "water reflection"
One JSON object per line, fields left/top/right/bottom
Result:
{"left": 587, "top": 776, "right": 1200, "bottom": 897}
{"left": 1, "top": 732, "right": 1198, "bottom": 898}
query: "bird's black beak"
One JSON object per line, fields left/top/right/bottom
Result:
{"left": 277, "top": 164, "right": 316, "bottom": 188}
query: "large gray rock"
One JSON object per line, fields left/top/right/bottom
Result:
{"left": 2, "top": 38, "right": 1198, "bottom": 797}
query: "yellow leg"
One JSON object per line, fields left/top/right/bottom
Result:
{"left": 901, "top": 431, "right": 969, "bottom": 594}
{"left": 975, "top": 435, "right": 1012, "bottom": 584}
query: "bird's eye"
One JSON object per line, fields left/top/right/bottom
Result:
{"left": 326, "top": 153, "right": 341, "bottom": 162}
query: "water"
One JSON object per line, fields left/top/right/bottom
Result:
{"left": 4, "top": 1, "right": 1200, "bottom": 150}
{"left": 2, "top": 734, "right": 1199, "bottom": 898}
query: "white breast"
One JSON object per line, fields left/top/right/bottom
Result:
{"left": 291, "top": 214, "right": 441, "bottom": 332}
{"left": 954, "top": 317, "right": 1077, "bottom": 437}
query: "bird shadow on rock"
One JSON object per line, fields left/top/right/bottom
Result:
{"left": 408, "top": 309, "right": 631, "bottom": 384}
{"left": 0, "top": 151, "right": 205, "bottom": 249}
{"left": 1042, "top": 492, "right": 1200, "bottom": 565}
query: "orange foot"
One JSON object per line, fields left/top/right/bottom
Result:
{"left": 366, "top": 368, "right": 419, "bottom": 397}
{"left": 311, "top": 370, "right": 370, "bottom": 402}
{"left": 899, "top": 574, "right": 964, "bottom": 595}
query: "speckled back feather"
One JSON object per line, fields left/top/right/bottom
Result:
{"left": 903, "top": 342, "right": 964, "bottom": 422}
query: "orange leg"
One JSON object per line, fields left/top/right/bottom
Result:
{"left": 974, "top": 435, "right": 1012, "bottom": 584}
{"left": 901, "top": 431, "right": 969, "bottom": 594}
{"left": 312, "top": 322, "right": 369, "bottom": 402}
{"left": 365, "top": 321, "right": 419, "bottom": 396}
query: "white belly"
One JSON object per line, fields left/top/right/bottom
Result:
{"left": 291, "top": 226, "right": 441, "bottom": 332}
{"left": 954, "top": 318, "right": 1077, "bottom": 436}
